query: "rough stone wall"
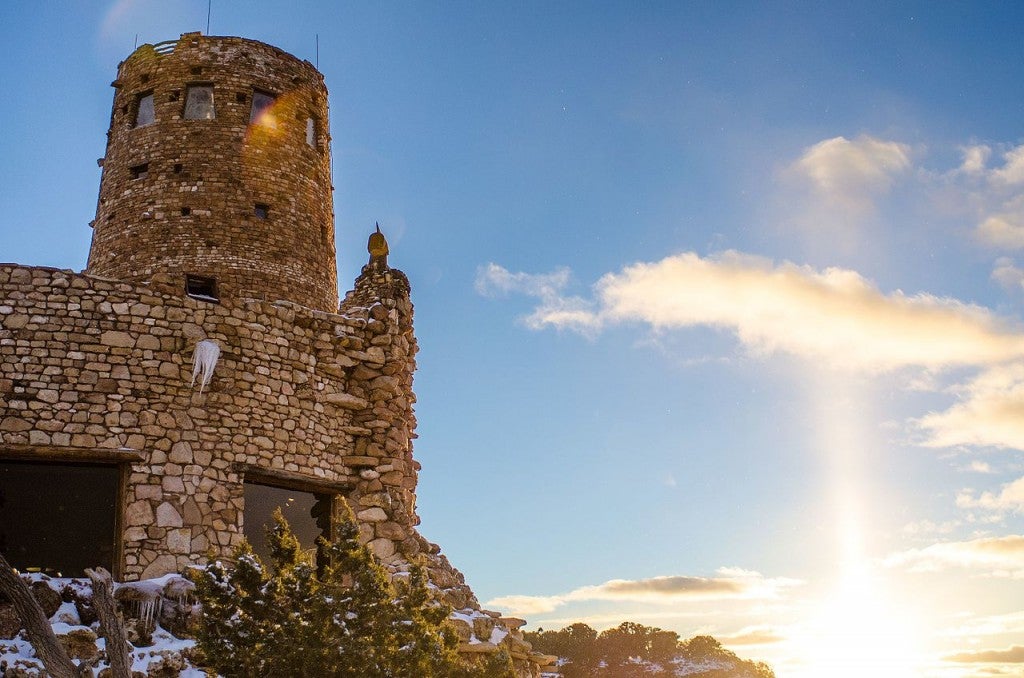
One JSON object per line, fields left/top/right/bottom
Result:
{"left": 88, "top": 33, "right": 337, "bottom": 312}
{"left": 0, "top": 263, "right": 418, "bottom": 580}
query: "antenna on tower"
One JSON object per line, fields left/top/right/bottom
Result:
{"left": 206, "top": 0, "right": 212, "bottom": 34}
{"left": 134, "top": 33, "right": 138, "bottom": 49}
{"left": 316, "top": 34, "right": 319, "bottom": 69}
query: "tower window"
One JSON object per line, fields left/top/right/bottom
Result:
{"left": 180, "top": 206, "right": 192, "bottom": 216}
{"left": 254, "top": 203, "right": 270, "bottom": 219}
{"left": 134, "top": 92, "right": 155, "bottom": 127}
{"left": 236, "top": 92, "right": 247, "bottom": 104}
{"left": 130, "top": 163, "right": 149, "bottom": 180}
{"left": 184, "top": 84, "right": 215, "bottom": 120}
{"left": 250, "top": 90, "right": 276, "bottom": 124}
{"left": 185, "top": 275, "right": 219, "bottom": 302}
{"left": 173, "top": 163, "right": 183, "bottom": 174}
{"left": 306, "top": 117, "right": 317, "bottom": 147}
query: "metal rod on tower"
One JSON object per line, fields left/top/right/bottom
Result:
{"left": 316, "top": 34, "right": 319, "bottom": 69}
{"left": 207, "top": 0, "right": 212, "bottom": 34}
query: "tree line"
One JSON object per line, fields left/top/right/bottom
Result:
{"left": 524, "top": 621, "right": 775, "bottom": 678}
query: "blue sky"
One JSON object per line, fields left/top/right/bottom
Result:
{"left": 3, "top": 2, "right": 1024, "bottom": 676}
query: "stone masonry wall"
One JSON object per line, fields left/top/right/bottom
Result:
{"left": 0, "top": 263, "right": 418, "bottom": 580}
{"left": 88, "top": 34, "right": 337, "bottom": 311}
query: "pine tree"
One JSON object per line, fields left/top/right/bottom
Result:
{"left": 190, "top": 501, "right": 513, "bottom": 677}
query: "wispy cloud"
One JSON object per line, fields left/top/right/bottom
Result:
{"left": 475, "top": 263, "right": 600, "bottom": 334}
{"left": 789, "top": 135, "right": 912, "bottom": 212}
{"left": 943, "top": 610, "right": 1024, "bottom": 639}
{"left": 717, "top": 625, "right": 786, "bottom": 646}
{"left": 992, "top": 258, "right": 1024, "bottom": 295}
{"left": 957, "top": 476, "right": 1024, "bottom": 514}
{"left": 480, "top": 253, "right": 1024, "bottom": 372}
{"left": 917, "top": 364, "right": 1024, "bottom": 451}
{"left": 884, "top": 535, "right": 1024, "bottom": 577}
{"left": 484, "top": 569, "right": 800, "bottom": 616}
{"left": 944, "top": 645, "right": 1024, "bottom": 663}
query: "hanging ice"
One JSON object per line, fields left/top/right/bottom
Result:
{"left": 191, "top": 339, "right": 220, "bottom": 392}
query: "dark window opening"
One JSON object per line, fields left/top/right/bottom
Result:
{"left": 185, "top": 275, "right": 218, "bottom": 302}
{"left": 235, "top": 92, "right": 247, "bottom": 104}
{"left": 249, "top": 90, "right": 276, "bottom": 124}
{"left": 169, "top": 90, "right": 180, "bottom": 102}
{"left": 184, "top": 84, "right": 215, "bottom": 120}
{"left": 254, "top": 203, "right": 270, "bottom": 219}
{"left": 180, "top": 206, "right": 191, "bottom": 216}
{"left": 243, "top": 481, "right": 334, "bottom": 573}
{"left": 190, "top": 66, "right": 202, "bottom": 75}
{"left": 130, "top": 163, "right": 149, "bottom": 180}
{"left": 173, "top": 163, "right": 183, "bottom": 174}
{"left": 134, "top": 92, "right": 155, "bottom": 127}
{"left": 140, "top": 74, "right": 150, "bottom": 83}
{"left": 0, "top": 461, "right": 120, "bottom": 577}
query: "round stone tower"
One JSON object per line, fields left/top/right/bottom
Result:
{"left": 88, "top": 33, "right": 338, "bottom": 311}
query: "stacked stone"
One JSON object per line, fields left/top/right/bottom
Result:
{"left": 88, "top": 33, "right": 337, "bottom": 311}
{"left": 0, "top": 263, "right": 405, "bottom": 578}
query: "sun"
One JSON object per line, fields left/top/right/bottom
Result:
{"left": 788, "top": 565, "right": 928, "bottom": 678}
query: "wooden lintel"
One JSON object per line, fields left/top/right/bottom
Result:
{"left": 0, "top": 445, "right": 145, "bottom": 463}
{"left": 234, "top": 463, "right": 354, "bottom": 494}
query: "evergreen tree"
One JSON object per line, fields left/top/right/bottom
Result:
{"left": 190, "top": 501, "right": 514, "bottom": 677}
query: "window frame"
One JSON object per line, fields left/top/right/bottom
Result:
{"left": 185, "top": 274, "right": 219, "bottom": 303}
{"left": 183, "top": 83, "right": 216, "bottom": 120}
{"left": 249, "top": 89, "right": 277, "bottom": 125}
{"left": 133, "top": 90, "right": 155, "bottom": 128}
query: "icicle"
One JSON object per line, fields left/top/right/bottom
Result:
{"left": 191, "top": 339, "right": 221, "bottom": 392}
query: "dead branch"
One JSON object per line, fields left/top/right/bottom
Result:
{"left": 85, "top": 567, "right": 133, "bottom": 678}
{"left": 0, "top": 552, "right": 80, "bottom": 678}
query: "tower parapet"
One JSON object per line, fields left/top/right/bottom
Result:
{"left": 87, "top": 33, "right": 338, "bottom": 311}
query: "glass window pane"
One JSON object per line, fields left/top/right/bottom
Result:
{"left": 243, "top": 482, "right": 332, "bottom": 567}
{"left": 135, "top": 93, "right": 155, "bottom": 127}
{"left": 184, "top": 85, "right": 215, "bottom": 120}
{"left": 250, "top": 91, "right": 275, "bottom": 124}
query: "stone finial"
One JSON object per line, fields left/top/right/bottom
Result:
{"left": 367, "top": 222, "right": 389, "bottom": 269}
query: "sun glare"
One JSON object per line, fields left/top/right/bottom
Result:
{"left": 789, "top": 565, "right": 927, "bottom": 678}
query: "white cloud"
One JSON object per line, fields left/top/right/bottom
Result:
{"left": 884, "top": 535, "right": 1024, "bottom": 577}
{"left": 790, "top": 135, "right": 911, "bottom": 211}
{"left": 484, "top": 569, "right": 799, "bottom": 616}
{"left": 977, "top": 213, "right": 1024, "bottom": 250}
{"left": 959, "top": 145, "right": 992, "bottom": 175}
{"left": 474, "top": 263, "right": 571, "bottom": 298}
{"left": 992, "top": 146, "right": 1024, "bottom": 185}
{"left": 992, "top": 258, "right": 1024, "bottom": 293}
{"left": 917, "top": 364, "right": 1024, "bottom": 451}
{"left": 967, "top": 460, "right": 995, "bottom": 474}
{"left": 475, "top": 263, "right": 600, "bottom": 335}
{"left": 957, "top": 476, "right": 1024, "bottom": 513}
{"left": 490, "top": 252, "right": 1024, "bottom": 372}
{"left": 902, "top": 519, "right": 960, "bottom": 536}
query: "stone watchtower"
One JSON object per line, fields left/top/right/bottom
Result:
{"left": 1, "top": 32, "right": 552, "bottom": 675}
{"left": 89, "top": 32, "right": 337, "bottom": 310}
